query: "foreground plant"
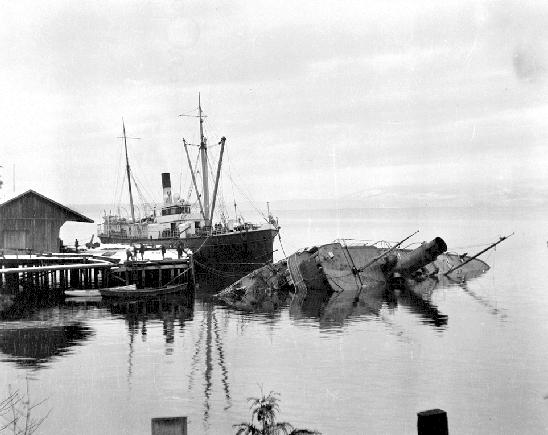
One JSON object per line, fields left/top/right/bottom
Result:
{"left": 234, "top": 388, "right": 320, "bottom": 435}
{"left": 0, "top": 380, "right": 50, "bottom": 435}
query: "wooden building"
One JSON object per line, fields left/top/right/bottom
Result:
{"left": 0, "top": 190, "right": 93, "bottom": 254}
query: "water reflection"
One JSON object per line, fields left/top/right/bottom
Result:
{"left": 454, "top": 280, "right": 508, "bottom": 319}
{"left": 104, "top": 295, "right": 194, "bottom": 350}
{"left": 0, "top": 294, "right": 94, "bottom": 369}
{"left": 188, "top": 301, "right": 232, "bottom": 431}
{"left": 289, "top": 277, "right": 449, "bottom": 329}
{"left": 0, "top": 323, "right": 93, "bottom": 369}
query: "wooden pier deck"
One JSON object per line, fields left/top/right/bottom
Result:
{"left": 0, "top": 253, "right": 195, "bottom": 296}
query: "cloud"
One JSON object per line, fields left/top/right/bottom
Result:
{"left": 1, "top": 0, "right": 548, "bottom": 206}
{"left": 513, "top": 44, "right": 546, "bottom": 82}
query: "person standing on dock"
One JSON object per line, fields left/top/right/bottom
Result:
{"left": 133, "top": 244, "right": 138, "bottom": 260}
{"left": 139, "top": 244, "right": 145, "bottom": 260}
{"left": 126, "top": 247, "right": 132, "bottom": 262}
{"left": 161, "top": 245, "right": 166, "bottom": 259}
{"left": 74, "top": 239, "right": 79, "bottom": 252}
{"left": 176, "top": 243, "right": 183, "bottom": 259}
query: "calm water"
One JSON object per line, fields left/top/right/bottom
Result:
{"left": 2, "top": 206, "right": 548, "bottom": 434}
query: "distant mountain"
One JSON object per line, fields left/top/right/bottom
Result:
{"left": 70, "top": 180, "right": 548, "bottom": 213}
{"left": 270, "top": 181, "right": 548, "bottom": 210}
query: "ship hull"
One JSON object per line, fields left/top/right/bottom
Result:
{"left": 98, "top": 228, "right": 278, "bottom": 276}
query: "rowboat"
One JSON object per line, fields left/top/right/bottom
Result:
{"left": 64, "top": 289, "right": 103, "bottom": 297}
{"left": 99, "top": 283, "right": 187, "bottom": 298}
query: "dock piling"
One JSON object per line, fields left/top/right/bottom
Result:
{"left": 417, "top": 408, "right": 448, "bottom": 435}
{"left": 151, "top": 417, "right": 187, "bottom": 435}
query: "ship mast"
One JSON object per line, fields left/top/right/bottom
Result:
{"left": 122, "top": 120, "right": 136, "bottom": 223}
{"left": 198, "top": 94, "right": 210, "bottom": 227}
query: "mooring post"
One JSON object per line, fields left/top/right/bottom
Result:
{"left": 69, "top": 269, "right": 78, "bottom": 288}
{"left": 417, "top": 409, "right": 448, "bottom": 435}
{"left": 190, "top": 254, "right": 196, "bottom": 290}
{"left": 151, "top": 416, "right": 187, "bottom": 435}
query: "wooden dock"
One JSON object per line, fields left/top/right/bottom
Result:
{"left": 0, "top": 253, "right": 195, "bottom": 296}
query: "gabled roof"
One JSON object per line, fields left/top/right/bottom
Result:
{"left": 0, "top": 190, "right": 94, "bottom": 223}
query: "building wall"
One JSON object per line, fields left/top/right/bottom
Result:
{"left": 0, "top": 194, "right": 68, "bottom": 253}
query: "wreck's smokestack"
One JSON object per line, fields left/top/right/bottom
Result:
{"left": 391, "top": 237, "right": 447, "bottom": 277}
{"left": 162, "top": 173, "right": 172, "bottom": 205}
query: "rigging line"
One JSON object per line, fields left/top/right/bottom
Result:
{"left": 116, "top": 175, "right": 127, "bottom": 212}
{"left": 112, "top": 142, "right": 124, "bottom": 211}
{"left": 130, "top": 173, "right": 154, "bottom": 216}
{"left": 129, "top": 156, "right": 156, "bottom": 204}
{"left": 224, "top": 145, "right": 238, "bottom": 219}
{"left": 178, "top": 106, "right": 199, "bottom": 118}
{"left": 277, "top": 232, "right": 288, "bottom": 259}
{"left": 340, "top": 242, "right": 363, "bottom": 289}
{"left": 192, "top": 259, "right": 242, "bottom": 278}
{"left": 192, "top": 232, "right": 215, "bottom": 255}
{"left": 325, "top": 274, "right": 346, "bottom": 293}
{"left": 227, "top": 172, "right": 268, "bottom": 221}
{"left": 133, "top": 172, "right": 154, "bottom": 206}
{"left": 186, "top": 152, "right": 201, "bottom": 201}
{"left": 114, "top": 162, "right": 126, "bottom": 212}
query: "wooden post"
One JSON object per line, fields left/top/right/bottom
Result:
{"left": 151, "top": 417, "right": 187, "bottom": 435}
{"left": 44, "top": 271, "right": 50, "bottom": 290}
{"left": 69, "top": 269, "right": 79, "bottom": 288}
{"left": 417, "top": 409, "right": 448, "bottom": 435}
{"left": 190, "top": 254, "right": 195, "bottom": 290}
{"left": 4, "top": 273, "right": 18, "bottom": 295}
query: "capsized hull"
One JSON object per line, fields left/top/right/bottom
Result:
{"left": 288, "top": 241, "right": 490, "bottom": 307}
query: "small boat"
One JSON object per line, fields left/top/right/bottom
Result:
{"left": 99, "top": 283, "right": 187, "bottom": 299}
{"left": 64, "top": 289, "right": 104, "bottom": 298}
{"left": 64, "top": 296, "right": 103, "bottom": 304}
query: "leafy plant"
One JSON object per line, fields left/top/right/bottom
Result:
{"left": 234, "top": 388, "right": 320, "bottom": 435}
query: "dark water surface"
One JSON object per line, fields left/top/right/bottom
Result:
{"left": 2, "top": 207, "right": 548, "bottom": 434}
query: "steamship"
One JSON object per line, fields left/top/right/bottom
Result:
{"left": 97, "top": 96, "right": 279, "bottom": 274}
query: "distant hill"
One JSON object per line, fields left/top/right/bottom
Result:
{"left": 269, "top": 180, "right": 548, "bottom": 210}
{"left": 69, "top": 180, "right": 548, "bottom": 214}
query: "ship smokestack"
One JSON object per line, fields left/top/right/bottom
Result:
{"left": 391, "top": 237, "right": 447, "bottom": 277}
{"left": 162, "top": 173, "right": 172, "bottom": 205}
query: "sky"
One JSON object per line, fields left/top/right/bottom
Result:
{"left": 0, "top": 0, "right": 547, "bottom": 209}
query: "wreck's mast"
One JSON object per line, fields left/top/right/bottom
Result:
{"left": 122, "top": 120, "right": 136, "bottom": 223}
{"left": 198, "top": 94, "right": 210, "bottom": 227}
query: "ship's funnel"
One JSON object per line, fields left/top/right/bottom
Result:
{"left": 162, "top": 173, "right": 172, "bottom": 205}
{"left": 391, "top": 237, "right": 447, "bottom": 277}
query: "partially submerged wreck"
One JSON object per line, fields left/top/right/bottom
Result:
{"left": 216, "top": 259, "right": 293, "bottom": 311}
{"left": 216, "top": 233, "right": 510, "bottom": 324}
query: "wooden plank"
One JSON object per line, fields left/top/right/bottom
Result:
{"left": 0, "top": 263, "right": 113, "bottom": 274}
